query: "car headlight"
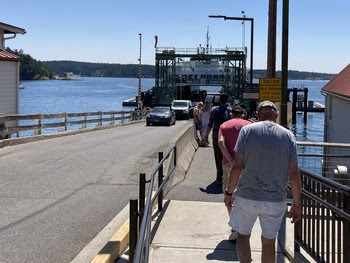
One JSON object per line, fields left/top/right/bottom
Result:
{"left": 183, "top": 109, "right": 188, "bottom": 113}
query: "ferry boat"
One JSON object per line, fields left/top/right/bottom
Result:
{"left": 124, "top": 29, "right": 257, "bottom": 112}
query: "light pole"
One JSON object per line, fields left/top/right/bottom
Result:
{"left": 241, "top": 11, "right": 246, "bottom": 48}
{"left": 209, "top": 15, "right": 254, "bottom": 87}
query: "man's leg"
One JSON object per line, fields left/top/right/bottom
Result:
{"left": 261, "top": 236, "right": 276, "bottom": 263}
{"left": 259, "top": 201, "right": 287, "bottom": 263}
{"left": 236, "top": 233, "right": 251, "bottom": 263}
{"left": 212, "top": 135, "right": 223, "bottom": 182}
{"left": 222, "top": 163, "right": 234, "bottom": 214}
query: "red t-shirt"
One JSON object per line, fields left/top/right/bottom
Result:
{"left": 219, "top": 118, "right": 251, "bottom": 164}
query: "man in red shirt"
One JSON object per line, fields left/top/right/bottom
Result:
{"left": 218, "top": 105, "right": 251, "bottom": 241}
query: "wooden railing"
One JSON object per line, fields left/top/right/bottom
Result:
{"left": 0, "top": 109, "right": 146, "bottom": 138}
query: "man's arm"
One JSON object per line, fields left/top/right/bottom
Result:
{"left": 218, "top": 134, "right": 234, "bottom": 164}
{"left": 289, "top": 162, "right": 301, "bottom": 223}
{"left": 224, "top": 153, "right": 243, "bottom": 208}
{"left": 205, "top": 108, "right": 215, "bottom": 142}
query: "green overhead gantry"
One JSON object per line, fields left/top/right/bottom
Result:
{"left": 152, "top": 47, "right": 248, "bottom": 106}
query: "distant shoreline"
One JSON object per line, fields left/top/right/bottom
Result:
{"left": 43, "top": 61, "right": 335, "bottom": 81}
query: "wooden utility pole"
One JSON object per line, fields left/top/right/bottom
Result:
{"left": 267, "top": 0, "right": 277, "bottom": 78}
{"left": 281, "top": 0, "right": 289, "bottom": 126}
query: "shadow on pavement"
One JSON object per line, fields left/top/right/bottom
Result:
{"left": 206, "top": 240, "right": 238, "bottom": 261}
{"left": 199, "top": 181, "right": 223, "bottom": 195}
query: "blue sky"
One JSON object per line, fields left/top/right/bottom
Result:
{"left": 2, "top": 0, "right": 349, "bottom": 73}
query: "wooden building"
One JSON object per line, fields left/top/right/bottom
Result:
{"left": 322, "top": 64, "right": 350, "bottom": 143}
{"left": 0, "top": 22, "right": 26, "bottom": 116}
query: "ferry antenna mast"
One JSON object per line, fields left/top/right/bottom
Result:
{"left": 138, "top": 33, "right": 142, "bottom": 109}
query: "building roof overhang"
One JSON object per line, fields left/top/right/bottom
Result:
{"left": 321, "top": 64, "right": 350, "bottom": 99}
{"left": 0, "top": 50, "right": 20, "bottom": 61}
{"left": 0, "top": 22, "right": 26, "bottom": 34}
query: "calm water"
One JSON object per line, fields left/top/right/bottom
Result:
{"left": 20, "top": 77, "right": 328, "bottom": 142}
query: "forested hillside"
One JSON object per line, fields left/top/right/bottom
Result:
{"left": 45, "top": 61, "right": 335, "bottom": 80}
{"left": 252, "top": 69, "right": 335, "bottom": 80}
{"left": 4, "top": 48, "right": 336, "bottom": 80}
{"left": 7, "top": 48, "right": 52, "bottom": 80}
{"left": 44, "top": 61, "right": 155, "bottom": 78}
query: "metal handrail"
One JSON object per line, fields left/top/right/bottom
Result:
{"left": 132, "top": 144, "right": 177, "bottom": 263}
{"left": 300, "top": 168, "right": 350, "bottom": 194}
{"left": 295, "top": 168, "right": 350, "bottom": 262}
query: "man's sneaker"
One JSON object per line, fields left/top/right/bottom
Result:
{"left": 228, "top": 229, "right": 237, "bottom": 242}
{"left": 215, "top": 179, "right": 223, "bottom": 186}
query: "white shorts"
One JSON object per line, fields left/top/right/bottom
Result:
{"left": 229, "top": 196, "right": 287, "bottom": 239}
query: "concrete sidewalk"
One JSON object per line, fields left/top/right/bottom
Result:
{"left": 147, "top": 200, "right": 293, "bottom": 263}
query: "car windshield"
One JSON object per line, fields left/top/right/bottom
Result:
{"left": 172, "top": 102, "right": 188, "bottom": 107}
{"left": 151, "top": 107, "right": 170, "bottom": 113}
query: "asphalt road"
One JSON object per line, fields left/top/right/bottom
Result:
{"left": 0, "top": 120, "right": 191, "bottom": 263}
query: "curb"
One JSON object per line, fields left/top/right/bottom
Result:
{"left": 71, "top": 204, "right": 130, "bottom": 263}
{"left": 88, "top": 192, "right": 159, "bottom": 263}
{"left": 91, "top": 219, "right": 130, "bottom": 263}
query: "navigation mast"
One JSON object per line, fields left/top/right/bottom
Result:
{"left": 138, "top": 33, "right": 142, "bottom": 109}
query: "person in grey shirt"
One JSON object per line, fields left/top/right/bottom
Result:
{"left": 224, "top": 101, "right": 301, "bottom": 263}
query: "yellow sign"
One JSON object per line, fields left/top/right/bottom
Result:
{"left": 259, "top": 77, "right": 282, "bottom": 101}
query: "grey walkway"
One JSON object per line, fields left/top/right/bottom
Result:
{"left": 148, "top": 200, "right": 291, "bottom": 262}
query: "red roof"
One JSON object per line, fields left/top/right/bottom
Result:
{"left": 0, "top": 50, "right": 20, "bottom": 61}
{"left": 322, "top": 64, "right": 350, "bottom": 99}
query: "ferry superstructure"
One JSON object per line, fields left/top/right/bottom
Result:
{"left": 151, "top": 45, "right": 257, "bottom": 107}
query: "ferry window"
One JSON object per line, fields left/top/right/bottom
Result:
{"left": 188, "top": 75, "right": 193, "bottom": 80}
{"left": 213, "top": 75, "right": 218, "bottom": 80}
{"left": 200, "top": 74, "right": 206, "bottom": 79}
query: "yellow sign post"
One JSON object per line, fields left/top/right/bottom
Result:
{"left": 259, "top": 78, "right": 282, "bottom": 101}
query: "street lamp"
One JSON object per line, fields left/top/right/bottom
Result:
{"left": 241, "top": 11, "right": 246, "bottom": 48}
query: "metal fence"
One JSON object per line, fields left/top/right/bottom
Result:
{"left": 297, "top": 142, "right": 350, "bottom": 186}
{"left": 295, "top": 168, "right": 350, "bottom": 262}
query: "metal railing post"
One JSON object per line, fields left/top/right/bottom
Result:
{"left": 174, "top": 146, "right": 177, "bottom": 167}
{"left": 129, "top": 198, "right": 138, "bottom": 263}
{"left": 139, "top": 173, "right": 146, "bottom": 230}
{"left": 344, "top": 193, "right": 350, "bottom": 263}
{"left": 158, "top": 152, "right": 164, "bottom": 211}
